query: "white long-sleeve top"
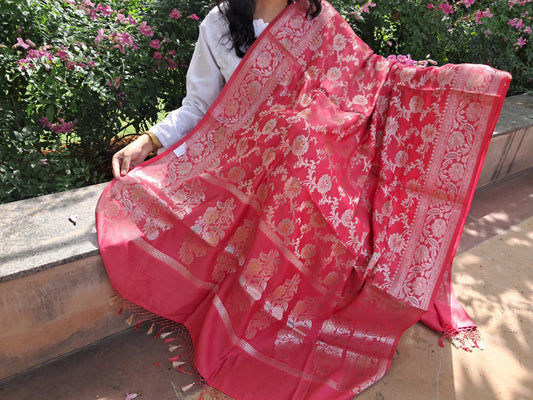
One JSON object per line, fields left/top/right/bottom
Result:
{"left": 150, "top": 6, "right": 269, "bottom": 149}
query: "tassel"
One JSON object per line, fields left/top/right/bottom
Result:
{"left": 172, "top": 361, "right": 186, "bottom": 368}
{"left": 169, "top": 355, "right": 182, "bottom": 362}
{"left": 177, "top": 366, "right": 194, "bottom": 375}
{"left": 164, "top": 337, "right": 181, "bottom": 343}
{"left": 441, "top": 325, "right": 484, "bottom": 352}
{"left": 146, "top": 323, "right": 155, "bottom": 335}
{"left": 169, "top": 345, "right": 181, "bottom": 352}
{"left": 160, "top": 331, "right": 172, "bottom": 339}
{"left": 181, "top": 383, "right": 195, "bottom": 392}
{"left": 126, "top": 314, "right": 135, "bottom": 325}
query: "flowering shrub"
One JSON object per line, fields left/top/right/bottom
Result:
{"left": 333, "top": 0, "right": 532, "bottom": 94}
{"left": 0, "top": 0, "right": 531, "bottom": 203}
{"left": 0, "top": 0, "right": 207, "bottom": 203}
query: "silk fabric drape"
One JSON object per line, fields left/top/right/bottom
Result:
{"left": 96, "top": 1, "right": 510, "bottom": 398}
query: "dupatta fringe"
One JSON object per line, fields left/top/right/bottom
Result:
{"left": 112, "top": 295, "right": 206, "bottom": 392}
{"left": 440, "top": 324, "right": 485, "bottom": 352}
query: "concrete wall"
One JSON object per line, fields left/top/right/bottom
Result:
{"left": 0, "top": 255, "right": 125, "bottom": 379}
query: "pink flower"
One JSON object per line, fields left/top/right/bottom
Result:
{"left": 138, "top": 21, "right": 154, "bottom": 36}
{"left": 437, "top": 2, "right": 454, "bottom": 15}
{"left": 15, "top": 37, "right": 30, "bottom": 49}
{"left": 475, "top": 10, "right": 484, "bottom": 23}
{"left": 165, "top": 59, "right": 179, "bottom": 70}
{"left": 128, "top": 14, "right": 137, "bottom": 26}
{"left": 149, "top": 39, "right": 161, "bottom": 49}
{"left": 516, "top": 37, "right": 527, "bottom": 47}
{"left": 107, "top": 76, "right": 121, "bottom": 88}
{"left": 169, "top": 8, "right": 181, "bottom": 19}
{"left": 360, "top": 1, "right": 376, "bottom": 13}
{"left": 95, "top": 28, "right": 106, "bottom": 43}
{"left": 476, "top": 8, "right": 493, "bottom": 24}
{"left": 115, "top": 13, "right": 126, "bottom": 23}
{"left": 96, "top": 3, "right": 112, "bottom": 17}
{"left": 61, "top": 121, "right": 75, "bottom": 133}
{"left": 388, "top": 54, "right": 418, "bottom": 66}
{"left": 109, "top": 32, "right": 139, "bottom": 53}
{"left": 40, "top": 116, "right": 50, "bottom": 128}
{"left": 87, "top": 9, "right": 98, "bottom": 20}
{"left": 427, "top": 3, "right": 434, "bottom": 9}
{"left": 18, "top": 59, "right": 34, "bottom": 70}
{"left": 55, "top": 46, "right": 70, "bottom": 61}
{"left": 189, "top": 14, "right": 199, "bottom": 21}
{"left": 461, "top": 0, "right": 475, "bottom": 7}
{"left": 153, "top": 51, "right": 162, "bottom": 59}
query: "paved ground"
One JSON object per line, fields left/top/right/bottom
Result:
{"left": 1, "top": 168, "right": 532, "bottom": 400}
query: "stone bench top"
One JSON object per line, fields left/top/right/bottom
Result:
{"left": 494, "top": 93, "right": 533, "bottom": 136}
{"left": 0, "top": 183, "right": 107, "bottom": 282}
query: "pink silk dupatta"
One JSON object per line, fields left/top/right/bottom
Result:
{"left": 96, "top": 1, "right": 510, "bottom": 399}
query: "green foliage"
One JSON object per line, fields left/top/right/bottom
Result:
{"left": 1, "top": 0, "right": 531, "bottom": 204}
{"left": 0, "top": 0, "right": 208, "bottom": 203}
{"left": 333, "top": 0, "right": 532, "bottom": 95}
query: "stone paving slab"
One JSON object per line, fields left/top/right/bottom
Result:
{"left": 0, "top": 328, "right": 202, "bottom": 400}
{"left": 458, "top": 167, "right": 533, "bottom": 254}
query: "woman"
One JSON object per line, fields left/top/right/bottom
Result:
{"left": 97, "top": 0, "right": 510, "bottom": 399}
{"left": 111, "top": 0, "right": 321, "bottom": 178}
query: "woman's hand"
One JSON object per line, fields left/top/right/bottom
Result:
{"left": 112, "top": 134, "right": 156, "bottom": 178}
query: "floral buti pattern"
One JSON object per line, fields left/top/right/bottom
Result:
{"left": 104, "top": 0, "right": 504, "bottom": 321}
{"left": 96, "top": 1, "right": 509, "bottom": 393}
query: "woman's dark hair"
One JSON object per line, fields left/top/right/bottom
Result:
{"left": 216, "top": 0, "right": 322, "bottom": 57}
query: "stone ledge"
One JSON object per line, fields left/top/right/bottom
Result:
{"left": 0, "top": 183, "right": 107, "bottom": 283}
{"left": 493, "top": 93, "right": 533, "bottom": 136}
{"left": 479, "top": 94, "right": 533, "bottom": 187}
{"left": 0, "top": 183, "right": 126, "bottom": 380}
